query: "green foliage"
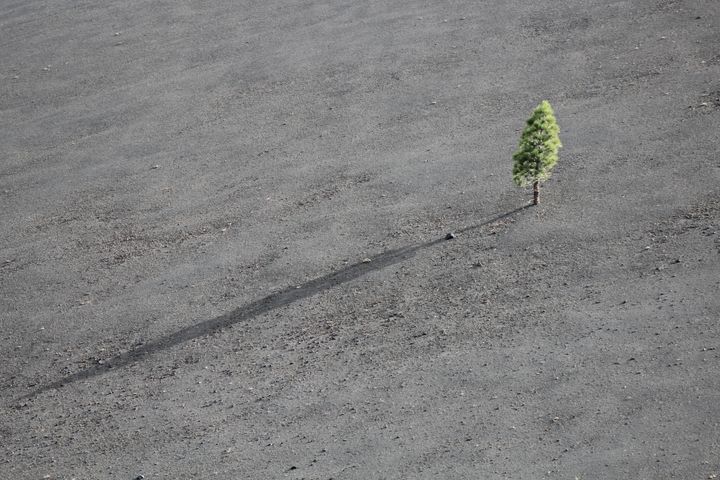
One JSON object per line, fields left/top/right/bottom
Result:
{"left": 512, "top": 100, "right": 562, "bottom": 187}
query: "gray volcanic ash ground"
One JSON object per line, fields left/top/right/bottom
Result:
{"left": 1, "top": 0, "right": 719, "bottom": 478}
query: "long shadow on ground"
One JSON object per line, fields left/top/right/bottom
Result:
{"left": 20, "top": 204, "right": 531, "bottom": 400}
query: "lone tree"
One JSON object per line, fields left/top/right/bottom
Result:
{"left": 512, "top": 100, "right": 562, "bottom": 205}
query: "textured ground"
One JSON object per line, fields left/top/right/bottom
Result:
{"left": 1, "top": 0, "right": 719, "bottom": 478}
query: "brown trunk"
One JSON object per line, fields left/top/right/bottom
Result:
{"left": 533, "top": 181, "right": 539, "bottom": 205}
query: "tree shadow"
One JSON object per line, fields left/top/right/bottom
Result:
{"left": 20, "top": 204, "right": 531, "bottom": 400}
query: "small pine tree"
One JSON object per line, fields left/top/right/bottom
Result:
{"left": 512, "top": 100, "right": 562, "bottom": 205}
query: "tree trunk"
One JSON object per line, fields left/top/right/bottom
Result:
{"left": 533, "top": 181, "right": 539, "bottom": 205}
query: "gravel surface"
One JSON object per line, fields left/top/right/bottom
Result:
{"left": 2, "top": 0, "right": 719, "bottom": 478}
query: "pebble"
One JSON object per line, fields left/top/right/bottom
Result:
{"left": 362, "top": 258, "right": 371, "bottom": 263}
{"left": 445, "top": 232, "right": 456, "bottom": 240}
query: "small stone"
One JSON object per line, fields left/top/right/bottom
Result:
{"left": 134, "top": 476, "right": 145, "bottom": 480}
{"left": 362, "top": 258, "right": 371, "bottom": 263}
{"left": 445, "top": 232, "right": 456, "bottom": 240}
{"left": 151, "top": 165, "right": 159, "bottom": 169}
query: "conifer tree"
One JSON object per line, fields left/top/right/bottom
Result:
{"left": 512, "top": 100, "right": 562, "bottom": 205}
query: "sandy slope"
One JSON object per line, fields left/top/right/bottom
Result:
{"left": 1, "top": 0, "right": 719, "bottom": 478}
